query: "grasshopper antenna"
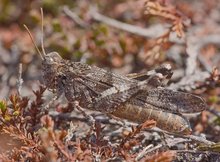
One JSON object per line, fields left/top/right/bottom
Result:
{"left": 23, "top": 24, "right": 44, "bottom": 60}
{"left": 40, "top": 8, "right": 46, "bottom": 56}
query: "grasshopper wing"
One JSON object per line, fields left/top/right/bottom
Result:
{"left": 136, "top": 88, "right": 207, "bottom": 114}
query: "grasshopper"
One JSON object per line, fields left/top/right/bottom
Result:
{"left": 24, "top": 9, "right": 207, "bottom": 135}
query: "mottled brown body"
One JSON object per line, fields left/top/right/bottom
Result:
{"left": 39, "top": 52, "right": 207, "bottom": 134}
{"left": 24, "top": 13, "right": 207, "bottom": 135}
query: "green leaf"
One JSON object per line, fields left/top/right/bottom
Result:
{"left": 13, "top": 110, "right": 20, "bottom": 116}
{"left": 73, "top": 51, "right": 84, "bottom": 59}
{"left": 214, "top": 117, "right": 220, "bottom": 125}
{"left": 95, "top": 39, "right": 105, "bottom": 46}
{"left": 52, "top": 19, "right": 62, "bottom": 32}
{"left": 99, "top": 25, "right": 108, "bottom": 35}
{"left": 0, "top": 100, "right": 7, "bottom": 113}
{"left": 4, "top": 115, "right": 11, "bottom": 121}
{"left": 208, "top": 95, "right": 218, "bottom": 104}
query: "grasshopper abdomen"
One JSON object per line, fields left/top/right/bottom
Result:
{"left": 112, "top": 103, "right": 192, "bottom": 135}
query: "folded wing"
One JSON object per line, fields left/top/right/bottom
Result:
{"left": 136, "top": 88, "right": 207, "bottom": 114}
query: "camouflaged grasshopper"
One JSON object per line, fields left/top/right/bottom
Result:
{"left": 24, "top": 9, "right": 207, "bottom": 135}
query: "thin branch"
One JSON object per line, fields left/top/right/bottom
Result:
{"left": 63, "top": 6, "right": 167, "bottom": 39}
{"left": 135, "top": 144, "right": 154, "bottom": 161}
{"left": 136, "top": 144, "right": 163, "bottom": 161}
{"left": 16, "top": 63, "right": 23, "bottom": 95}
{"left": 90, "top": 8, "right": 166, "bottom": 38}
{"left": 148, "top": 128, "right": 214, "bottom": 145}
{"left": 62, "top": 6, "right": 89, "bottom": 28}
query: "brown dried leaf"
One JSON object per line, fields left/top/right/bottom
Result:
{"left": 144, "top": 0, "right": 189, "bottom": 38}
{"left": 41, "top": 115, "right": 54, "bottom": 129}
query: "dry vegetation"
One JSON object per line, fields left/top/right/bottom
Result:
{"left": 0, "top": 0, "right": 220, "bottom": 161}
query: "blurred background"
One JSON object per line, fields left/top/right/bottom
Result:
{"left": 1, "top": 1, "right": 220, "bottom": 161}
{"left": 0, "top": 0, "right": 220, "bottom": 101}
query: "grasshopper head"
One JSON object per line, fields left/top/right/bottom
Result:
{"left": 24, "top": 9, "right": 64, "bottom": 91}
{"left": 42, "top": 52, "right": 63, "bottom": 90}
